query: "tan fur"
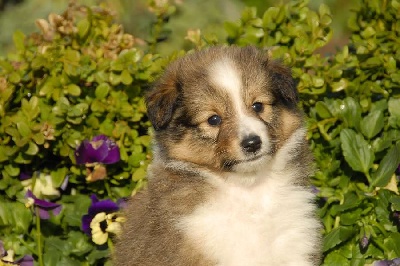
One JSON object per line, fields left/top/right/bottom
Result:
{"left": 113, "top": 45, "right": 320, "bottom": 266}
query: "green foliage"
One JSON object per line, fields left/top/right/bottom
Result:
{"left": 1, "top": 0, "right": 399, "bottom": 265}
{"left": 0, "top": 1, "right": 172, "bottom": 264}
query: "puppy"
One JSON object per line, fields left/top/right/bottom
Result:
{"left": 113, "top": 45, "right": 320, "bottom": 266}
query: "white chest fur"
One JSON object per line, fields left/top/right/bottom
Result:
{"left": 176, "top": 173, "right": 319, "bottom": 266}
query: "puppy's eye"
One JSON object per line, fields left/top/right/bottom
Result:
{"left": 252, "top": 102, "right": 264, "bottom": 113}
{"left": 207, "top": 115, "right": 222, "bottom": 126}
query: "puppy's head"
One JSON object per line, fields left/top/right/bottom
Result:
{"left": 146, "top": 46, "right": 303, "bottom": 174}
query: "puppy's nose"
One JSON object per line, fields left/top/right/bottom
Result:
{"left": 241, "top": 135, "right": 262, "bottom": 153}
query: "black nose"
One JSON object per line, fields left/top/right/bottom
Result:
{"left": 241, "top": 135, "right": 262, "bottom": 153}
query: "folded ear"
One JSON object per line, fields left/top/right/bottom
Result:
{"left": 265, "top": 56, "right": 299, "bottom": 107}
{"left": 145, "top": 67, "right": 180, "bottom": 131}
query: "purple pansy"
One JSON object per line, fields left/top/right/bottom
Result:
{"left": 0, "top": 240, "right": 33, "bottom": 266}
{"left": 81, "top": 194, "right": 120, "bottom": 236}
{"left": 81, "top": 194, "right": 126, "bottom": 245}
{"left": 75, "top": 135, "right": 120, "bottom": 165}
{"left": 75, "top": 135, "right": 120, "bottom": 182}
{"left": 25, "top": 190, "right": 62, "bottom": 219}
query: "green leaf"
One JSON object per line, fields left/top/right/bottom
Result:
{"left": 16, "top": 121, "right": 31, "bottom": 137}
{"left": 324, "top": 252, "right": 349, "bottom": 265}
{"left": 224, "top": 21, "right": 240, "bottom": 38}
{"left": 66, "top": 84, "right": 81, "bottom": 96}
{"left": 51, "top": 167, "right": 68, "bottom": 188}
{"left": 25, "top": 141, "right": 39, "bottom": 155}
{"left": 360, "top": 110, "right": 384, "bottom": 139}
{"left": 95, "top": 83, "right": 111, "bottom": 99}
{"left": 323, "top": 226, "right": 355, "bottom": 252}
{"left": 331, "top": 78, "right": 348, "bottom": 92}
{"left": 77, "top": 18, "right": 91, "bottom": 39}
{"left": 390, "top": 196, "right": 400, "bottom": 211}
{"left": 0, "top": 146, "right": 8, "bottom": 162}
{"left": 64, "top": 49, "right": 81, "bottom": 63}
{"left": 132, "top": 167, "right": 146, "bottom": 181}
{"left": 388, "top": 98, "right": 400, "bottom": 118}
{"left": 331, "top": 192, "right": 360, "bottom": 215}
{"left": 383, "top": 233, "right": 400, "bottom": 257}
{"left": 340, "top": 129, "right": 374, "bottom": 174}
{"left": 121, "top": 69, "right": 133, "bottom": 85}
{"left": 13, "top": 30, "right": 25, "bottom": 51}
{"left": 339, "top": 97, "right": 362, "bottom": 130}
{"left": 315, "top": 101, "right": 332, "bottom": 118}
{"left": 371, "top": 142, "right": 400, "bottom": 187}
{"left": 67, "top": 231, "right": 93, "bottom": 256}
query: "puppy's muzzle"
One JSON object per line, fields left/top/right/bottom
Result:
{"left": 241, "top": 135, "right": 262, "bottom": 153}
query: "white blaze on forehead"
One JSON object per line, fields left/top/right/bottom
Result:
{"left": 209, "top": 59, "right": 242, "bottom": 97}
{"left": 209, "top": 59, "right": 245, "bottom": 121}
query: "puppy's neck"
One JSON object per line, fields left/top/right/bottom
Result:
{"left": 153, "top": 157, "right": 265, "bottom": 188}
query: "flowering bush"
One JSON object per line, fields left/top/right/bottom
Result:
{"left": 0, "top": 1, "right": 172, "bottom": 265}
{"left": 0, "top": 0, "right": 399, "bottom": 265}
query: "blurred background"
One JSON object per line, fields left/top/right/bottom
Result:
{"left": 0, "top": 0, "right": 354, "bottom": 55}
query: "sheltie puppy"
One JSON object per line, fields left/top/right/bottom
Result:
{"left": 114, "top": 45, "right": 320, "bottom": 266}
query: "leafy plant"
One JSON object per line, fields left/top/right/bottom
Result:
{"left": 0, "top": 1, "right": 173, "bottom": 264}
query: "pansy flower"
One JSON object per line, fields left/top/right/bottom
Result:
{"left": 0, "top": 241, "right": 33, "bottom": 266}
{"left": 25, "top": 190, "right": 62, "bottom": 219}
{"left": 75, "top": 135, "right": 120, "bottom": 182}
{"left": 82, "top": 194, "right": 126, "bottom": 245}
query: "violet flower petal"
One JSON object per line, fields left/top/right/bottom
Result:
{"left": 0, "top": 240, "right": 6, "bottom": 257}
{"left": 19, "top": 172, "right": 32, "bottom": 181}
{"left": 32, "top": 197, "right": 61, "bottom": 209}
{"left": 25, "top": 190, "right": 34, "bottom": 199}
{"left": 75, "top": 139, "right": 106, "bottom": 164}
{"left": 101, "top": 140, "right": 120, "bottom": 164}
{"left": 37, "top": 204, "right": 62, "bottom": 219}
{"left": 25, "top": 190, "right": 62, "bottom": 219}
{"left": 75, "top": 140, "right": 95, "bottom": 164}
{"left": 75, "top": 135, "right": 120, "bottom": 165}
{"left": 15, "top": 255, "right": 34, "bottom": 266}
{"left": 89, "top": 135, "right": 120, "bottom": 164}
{"left": 88, "top": 199, "right": 120, "bottom": 216}
{"left": 87, "top": 139, "right": 109, "bottom": 163}
{"left": 81, "top": 214, "right": 93, "bottom": 236}
{"left": 90, "top": 194, "right": 99, "bottom": 204}
{"left": 88, "top": 194, "right": 119, "bottom": 214}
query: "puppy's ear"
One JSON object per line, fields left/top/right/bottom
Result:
{"left": 145, "top": 69, "right": 180, "bottom": 131}
{"left": 265, "top": 54, "right": 299, "bottom": 107}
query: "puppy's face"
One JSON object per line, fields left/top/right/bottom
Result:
{"left": 146, "top": 46, "right": 303, "bottom": 174}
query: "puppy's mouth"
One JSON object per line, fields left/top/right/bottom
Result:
{"left": 222, "top": 152, "right": 269, "bottom": 169}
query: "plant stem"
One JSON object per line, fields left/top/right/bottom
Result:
{"left": 36, "top": 207, "right": 44, "bottom": 266}
{"left": 107, "top": 237, "right": 114, "bottom": 254}
{"left": 104, "top": 179, "right": 113, "bottom": 200}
